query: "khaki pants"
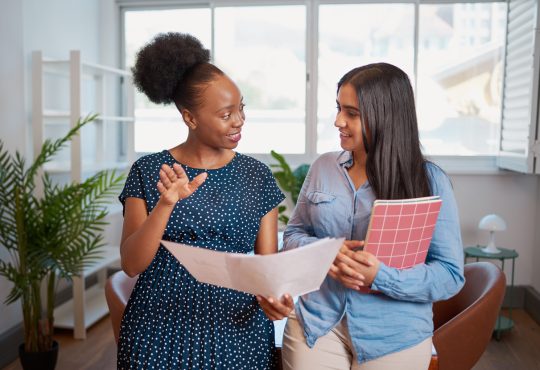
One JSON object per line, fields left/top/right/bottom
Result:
{"left": 281, "top": 313, "right": 432, "bottom": 370}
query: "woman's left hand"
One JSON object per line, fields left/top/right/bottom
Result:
{"left": 257, "top": 294, "right": 294, "bottom": 321}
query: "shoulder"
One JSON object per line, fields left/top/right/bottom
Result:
{"left": 235, "top": 153, "right": 273, "bottom": 174}
{"left": 131, "top": 150, "right": 170, "bottom": 173}
{"left": 424, "top": 161, "right": 452, "bottom": 195}
{"left": 311, "top": 151, "right": 342, "bottom": 168}
{"left": 307, "top": 151, "right": 343, "bottom": 176}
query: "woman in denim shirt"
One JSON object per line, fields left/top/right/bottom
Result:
{"left": 281, "top": 63, "right": 465, "bottom": 370}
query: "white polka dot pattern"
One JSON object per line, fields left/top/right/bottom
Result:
{"left": 117, "top": 150, "right": 285, "bottom": 369}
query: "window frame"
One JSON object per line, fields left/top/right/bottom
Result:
{"left": 119, "top": 0, "right": 523, "bottom": 175}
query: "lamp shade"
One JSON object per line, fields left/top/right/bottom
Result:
{"left": 478, "top": 214, "right": 507, "bottom": 232}
{"left": 478, "top": 214, "right": 506, "bottom": 254}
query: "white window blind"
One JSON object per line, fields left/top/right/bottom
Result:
{"left": 498, "top": 0, "right": 540, "bottom": 173}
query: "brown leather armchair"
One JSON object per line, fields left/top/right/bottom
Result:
{"left": 105, "top": 261, "right": 505, "bottom": 370}
{"left": 429, "top": 261, "right": 506, "bottom": 370}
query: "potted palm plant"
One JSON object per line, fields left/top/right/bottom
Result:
{"left": 0, "top": 114, "right": 124, "bottom": 370}
{"left": 269, "top": 150, "right": 310, "bottom": 225}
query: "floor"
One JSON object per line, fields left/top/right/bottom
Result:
{"left": 3, "top": 309, "right": 540, "bottom": 370}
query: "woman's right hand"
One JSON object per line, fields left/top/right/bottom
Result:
{"left": 328, "top": 240, "right": 374, "bottom": 290}
{"left": 257, "top": 294, "right": 295, "bottom": 321}
{"left": 157, "top": 163, "right": 208, "bottom": 206}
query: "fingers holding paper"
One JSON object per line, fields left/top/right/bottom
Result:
{"left": 257, "top": 294, "right": 294, "bottom": 321}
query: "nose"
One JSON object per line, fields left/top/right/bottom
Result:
{"left": 334, "top": 112, "right": 345, "bottom": 128}
{"left": 232, "top": 110, "right": 244, "bottom": 128}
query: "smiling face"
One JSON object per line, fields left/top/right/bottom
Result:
{"left": 334, "top": 83, "right": 367, "bottom": 154}
{"left": 182, "top": 74, "right": 245, "bottom": 150}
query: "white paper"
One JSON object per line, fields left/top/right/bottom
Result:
{"left": 161, "top": 237, "right": 344, "bottom": 298}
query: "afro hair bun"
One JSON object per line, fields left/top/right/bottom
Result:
{"left": 132, "top": 32, "right": 210, "bottom": 104}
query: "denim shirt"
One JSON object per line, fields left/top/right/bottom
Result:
{"left": 283, "top": 151, "right": 465, "bottom": 363}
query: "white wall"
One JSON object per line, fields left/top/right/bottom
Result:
{"left": 533, "top": 181, "right": 540, "bottom": 292}
{"left": 0, "top": 0, "right": 26, "bottom": 156}
{"left": 0, "top": 0, "right": 110, "bottom": 338}
{"left": 0, "top": 0, "right": 26, "bottom": 337}
{"left": 451, "top": 173, "right": 539, "bottom": 287}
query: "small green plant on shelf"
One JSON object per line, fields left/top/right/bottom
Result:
{"left": 0, "top": 114, "right": 124, "bottom": 359}
{"left": 269, "top": 150, "right": 310, "bottom": 225}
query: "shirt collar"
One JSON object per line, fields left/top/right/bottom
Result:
{"left": 337, "top": 151, "right": 354, "bottom": 169}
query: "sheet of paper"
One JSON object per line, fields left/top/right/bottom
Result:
{"left": 161, "top": 237, "right": 344, "bottom": 297}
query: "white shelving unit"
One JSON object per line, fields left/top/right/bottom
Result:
{"left": 53, "top": 246, "right": 121, "bottom": 338}
{"left": 32, "top": 50, "right": 135, "bottom": 339}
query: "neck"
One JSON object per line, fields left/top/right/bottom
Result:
{"left": 172, "top": 137, "right": 233, "bottom": 169}
{"left": 347, "top": 150, "right": 368, "bottom": 189}
{"left": 351, "top": 150, "right": 367, "bottom": 172}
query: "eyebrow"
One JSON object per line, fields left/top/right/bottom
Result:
{"left": 336, "top": 100, "right": 359, "bottom": 112}
{"left": 216, "top": 97, "right": 244, "bottom": 113}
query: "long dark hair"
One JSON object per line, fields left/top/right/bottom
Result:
{"left": 338, "top": 63, "right": 431, "bottom": 199}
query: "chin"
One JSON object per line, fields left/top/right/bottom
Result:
{"left": 340, "top": 143, "right": 353, "bottom": 152}
{"left": 224, "top": 142, "right": 239, "bottom": 150}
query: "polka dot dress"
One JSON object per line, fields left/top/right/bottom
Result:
{"left": 117, "top": 150, "right": 285, "bottom": 370}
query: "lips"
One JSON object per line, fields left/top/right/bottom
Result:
{"left": 339, "top": 131, "right": 352, "bottom": 138}
{"left": 227, "top": 132, "right": 242, "bottom": 143}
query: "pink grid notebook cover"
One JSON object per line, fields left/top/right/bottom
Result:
{"left": 364, "top": 196, "right": 442, "bottom": 270}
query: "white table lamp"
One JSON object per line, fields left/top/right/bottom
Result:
{"left": 478, "top": 214, "right": 506, "bottom": 254}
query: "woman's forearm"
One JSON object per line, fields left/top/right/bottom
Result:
{"left": 120, "top": 200, "right": 175, "bottom": 277}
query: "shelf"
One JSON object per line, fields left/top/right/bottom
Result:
{"left": 54, "top": 284, "right": 109, "bottom": 330}
{"left": 35, "top": 50, "right": 134, "bottom": 339}
{"left": 54, "top": 245, "right": 120, "bottom": 338}
{"left": 44, "top": 161, "right": 129, "bottom": 174}
{"left": 43, "top": 57, "right": 131, "bottom": 77}
{"left": 43, "top": 110, "right": 134, "bottom": 123}
{"left": 82, "top": 61, "right": 131, "bottom": 76}
{"left": 43, "top": 110, "right": 70, "bottom": 119}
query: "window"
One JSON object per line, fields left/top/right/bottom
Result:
{"left": 498, "top": 0, "right": 540, "bottom": 173}
{"left": 121, "top": 1, "right": 540, "bottom": 173}
{"left": 123, "top": 8, "right": 211, "bottom": 153}
{"left": 214, "top": 6, "right": 306, "bottom": 154}
{"left": 317, "top": 4, "right": 415, "bottom": 153}
{"left": 417, "top": 3, "right": 506, "bottom": 156}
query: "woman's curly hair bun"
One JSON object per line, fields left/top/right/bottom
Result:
{"left": 132, "top": 32, "right": 210, "bottom": 104}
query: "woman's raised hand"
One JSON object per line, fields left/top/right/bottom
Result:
{"left": 157, "top": 163, "right": 208, "bottom": 206}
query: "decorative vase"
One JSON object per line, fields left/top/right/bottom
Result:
{"left": 18, "top": 340, "right": 59, "bottom": 370}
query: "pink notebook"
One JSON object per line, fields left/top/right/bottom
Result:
{"left": 364, "top": 196, "right": 442, "bottom": 269}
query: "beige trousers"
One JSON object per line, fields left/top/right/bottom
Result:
{"left": 281, "top": 313, "right": 432, "bottom": 370}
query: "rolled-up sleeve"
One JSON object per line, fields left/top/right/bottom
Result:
{"left": 371, "top": 165, "right": 465, "bottom": 302}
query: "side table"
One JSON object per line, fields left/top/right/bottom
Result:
{"left": 464, "top": 245, "right": 518, "bottom": 340}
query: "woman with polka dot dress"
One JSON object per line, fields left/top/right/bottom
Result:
{"left": 118, "top": 33, "right": 294, "bottom": 370}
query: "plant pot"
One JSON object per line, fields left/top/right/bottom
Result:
{"left": 18, "top": 340, "right": 59, "bottom": 370}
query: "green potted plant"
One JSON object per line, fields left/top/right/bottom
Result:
{"left": 269, "top": 150, "right": 310, "bottom": 225}
{"left": 0, "top": 114, "right": 124, "bottom": 370}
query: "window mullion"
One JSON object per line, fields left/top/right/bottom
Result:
{"left": 210, "top": 2, "right": 215, "bottom": 62}
{"left": 306, "top": 0, "right": 319, "bottom": 161}
{"left": 413, "top": 0, "right": 420, "bottom": 97}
